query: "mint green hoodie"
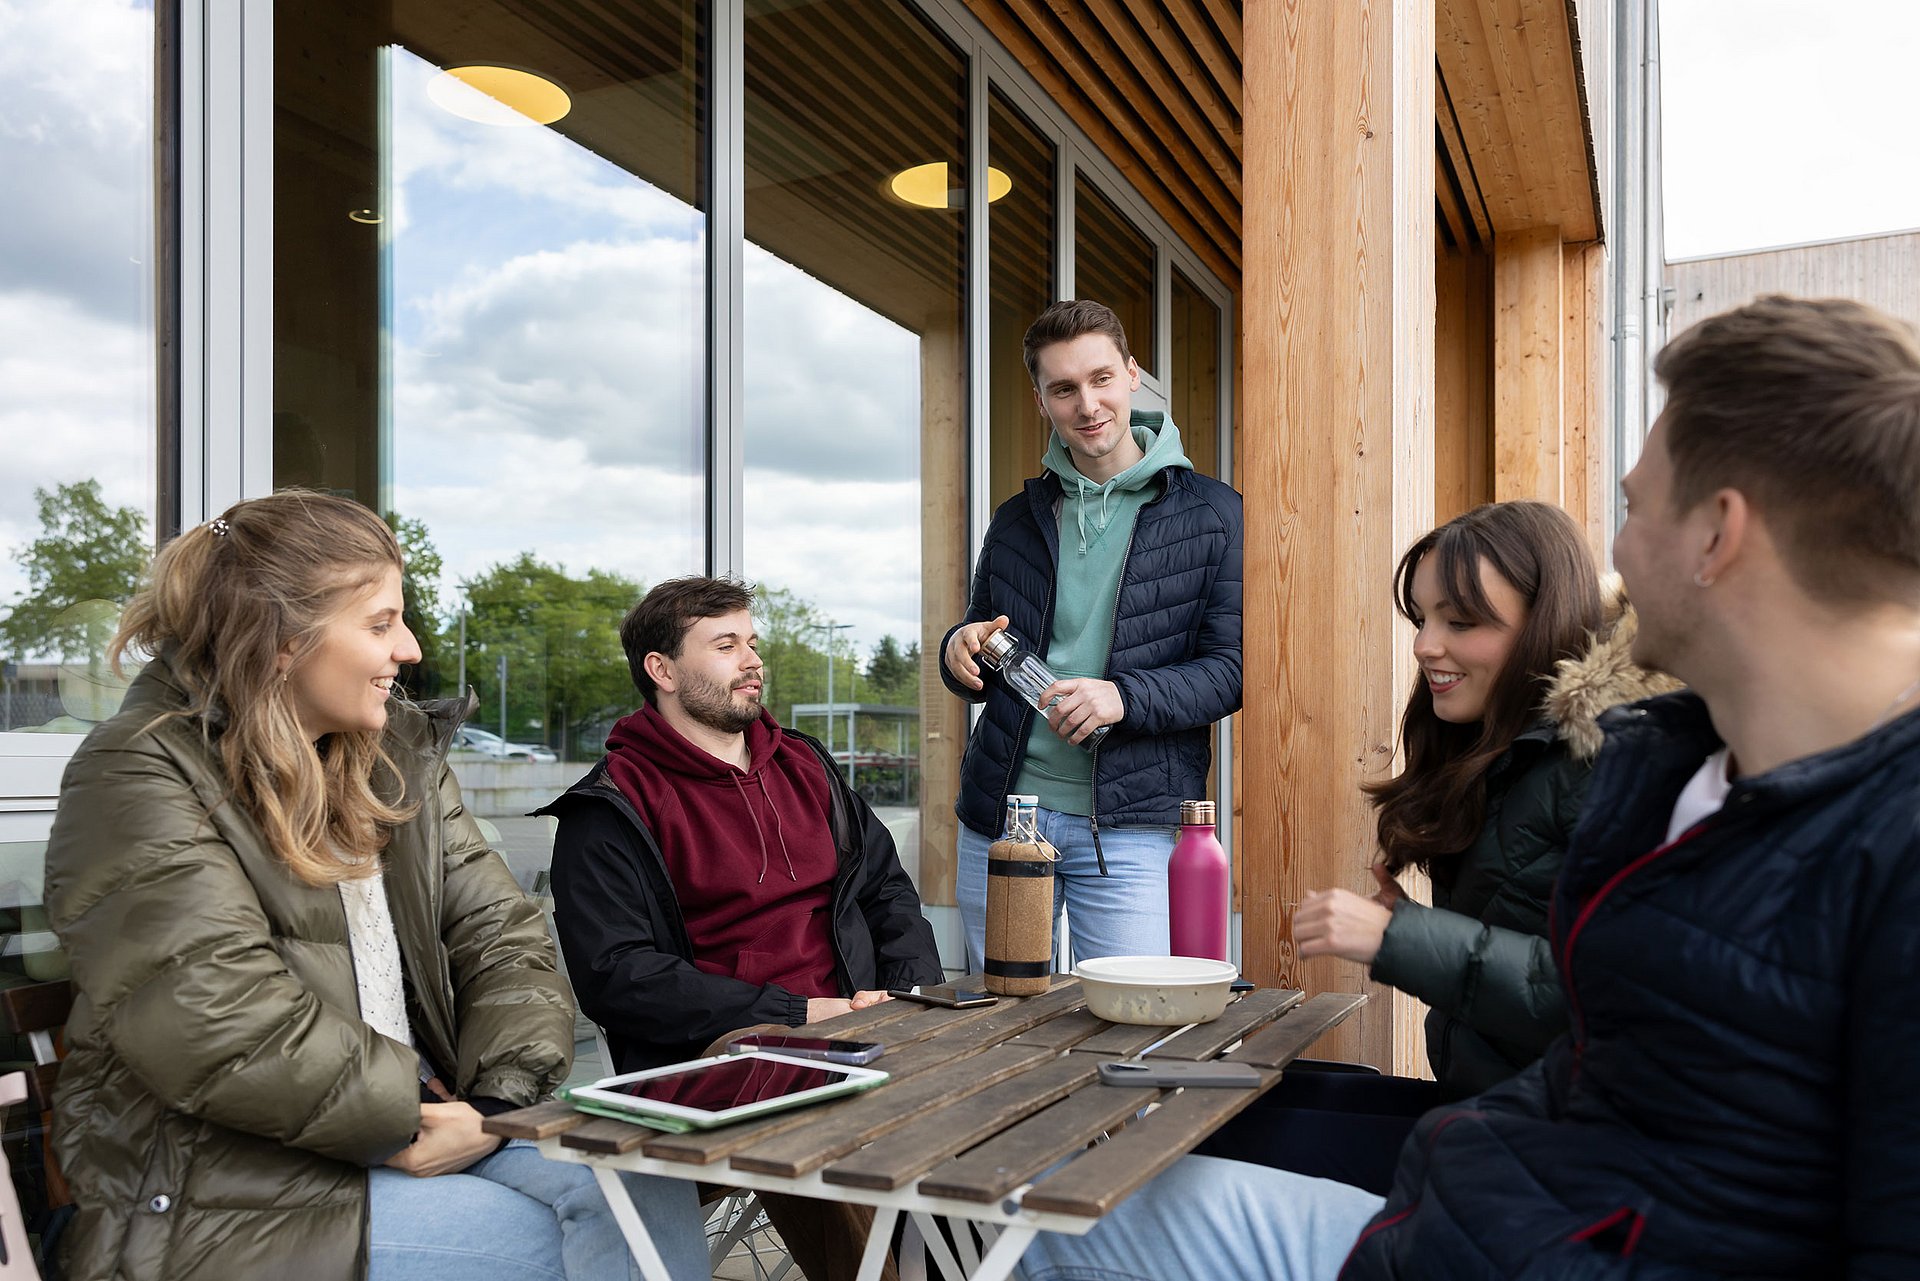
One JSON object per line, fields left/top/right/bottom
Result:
{"left": 1014, "top": 411, "right": 1193, "bottom": 816}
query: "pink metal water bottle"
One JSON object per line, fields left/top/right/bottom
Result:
{"left": 1168, "top": 800, "right": 1230, "bottom": 961}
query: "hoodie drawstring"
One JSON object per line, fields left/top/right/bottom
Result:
{"left": 730, "top": 773, "right": 798, "bottom": 884}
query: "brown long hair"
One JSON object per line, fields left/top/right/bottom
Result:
{"left": 1366, "top": 502, "right": 1604, "bottom": 879}
{"left": 111, "top": 491, "right": 417, "bottom": 887}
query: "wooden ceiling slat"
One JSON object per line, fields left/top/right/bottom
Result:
{"left": 1157, "top": 0, "right": 1242, "bottom": 107}
{"left": 1194, "top": 0, "right": 1242, "bottom": 61}
{"left": 1435, "top": 151, "right": 1472, "bottom": 252}
{"left": 1435, "top": 0, "right": 1597, "bottom": 240}
{"left": 1081, "top": 0, "right": 1243, "bottom": 184}
{"left": 1044, "top": 0, "right": 1242, "bottom": 208}
{"left": 994, "top": 0, "right": 1240, "bottom": 241}
{"left": 1111, "top": 0, "right": 1243, "bottom": 159}
{"left": 1436, "top": 62, "right": 1494, "bottom": 246}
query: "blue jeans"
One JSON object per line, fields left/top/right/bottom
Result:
{"left": 367, "top": 1139, "right": 709, "bottom": 1281}
{"left": 957, "top": 808, "right": 1174, "bottom": 970}
{"left": 1016, "top": 1154, "right": 1385, "bottom": 1281}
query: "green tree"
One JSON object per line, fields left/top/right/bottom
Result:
{"left": 462, "top": 554, "right": 641, "bottom": 759}
{"left": 863, "top": 635, "right": 919, "bottom": 707}
{"left": 386, "top": 513, "right": 446, "bottom": 697}
{"left": 0, "top": 480, "right": 149, "bottom": 662}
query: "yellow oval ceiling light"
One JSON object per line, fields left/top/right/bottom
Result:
{"left": 427, "top": 64, "right": 571, "bottom": 128}
{"left": 886, "top": 162, "right": 1013, "bottom": 210}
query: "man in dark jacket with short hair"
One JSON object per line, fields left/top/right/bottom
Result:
{"left": 942, "top": 299, "right": 1242, "bottom": 970}
{"left": 1015, "top": 297, "right": 1920, "bottom": 1280}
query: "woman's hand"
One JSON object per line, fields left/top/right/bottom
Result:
{"left": 1294, "top": 886, "right": 1395, "bottom": 965}
{"left": 384, "top": 1102, "right": 499, "bottom": 1179}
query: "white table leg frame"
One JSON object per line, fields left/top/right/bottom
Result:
{"left": 592, "top": 1165, "right": 677, "bottom": 1281}
{"left": 561, "top": 1140, "right": 1094, "bottom": 1281}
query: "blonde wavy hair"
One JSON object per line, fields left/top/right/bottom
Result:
{"left": 112, "top": 490, "right": 418, "bottom": 887}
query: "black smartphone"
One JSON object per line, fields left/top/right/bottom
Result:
{"left": 1097, "top": 1060, "right": 1261, "bottom": 1089}
{"left": 886, "top": 987, "right": 999, "bottom": 1009}
{"left": 724, "top": 1034, "right": 885, "bottom": 1066}
{"left": 1229, "top": 979, "right": 1256, "bottom": 993}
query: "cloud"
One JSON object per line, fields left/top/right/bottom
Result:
{"left": 0, "top": 0, "right": 155, "bottom": 320}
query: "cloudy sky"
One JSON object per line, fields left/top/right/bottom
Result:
{"left": 1660, "top": 0, "right": 1920, "bottom": 258}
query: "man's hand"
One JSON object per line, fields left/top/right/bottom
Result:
{"left": 943, "top": 615, "right": 1011, "bottom": 691}
{"left": 1293, "top": 888, "right": 1394, "bottom": 965}
{"left": 849, "top": 990, "right": 892, "bottom": 1010}
{"left": 1039, "top": 677, "right": 1125, "bottom": 745}
{"left": 384, "top": 1102, "right": 498, "bottom": 1179}
{"left": 805, "top": 997, "right": 853, "bottom": 1022}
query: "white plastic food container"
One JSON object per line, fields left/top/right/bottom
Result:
{"left": 1073, "top": 956, "right": 1240, "bottom": 1026}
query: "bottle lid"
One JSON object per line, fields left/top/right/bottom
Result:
{"left": 1180, "top": 800, "right": 1217, "bottom": 825}
{"left": 978, "top": 629, "right": 1017, "bottom": 667}
{"left": 1009, "top": 793, "right": 1040, "bottom": 806}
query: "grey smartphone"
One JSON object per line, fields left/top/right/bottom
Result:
{"left": 724, "top": 1034, "right": 884, "bottom": 1066}
{"left": 886, "top": 987, "right": 999, "bottom": 1009}
{"left": 1096, "top": 1060, "right": 1262, "bottom": 1089}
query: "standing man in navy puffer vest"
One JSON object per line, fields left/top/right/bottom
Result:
{"left": 941, "top": 299, "right": 1243, "bottom": 971}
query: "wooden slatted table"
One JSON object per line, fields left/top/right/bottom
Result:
{"left": 484, "top": 979, "right": 1365, "bottom": 1281}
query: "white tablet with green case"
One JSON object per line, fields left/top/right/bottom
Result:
{"left": 561, "top": 1049, "right": 888, "bottom": 1130}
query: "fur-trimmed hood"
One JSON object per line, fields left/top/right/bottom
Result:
{"left": 1545, "top": 574, "right": 1683, "bottom": 761}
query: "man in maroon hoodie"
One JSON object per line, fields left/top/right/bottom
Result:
{"left": 543, "top": 575, "right": 942, "bottom": 1280}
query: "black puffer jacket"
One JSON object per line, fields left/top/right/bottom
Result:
{"left": 1370, "top": 588, "right": 1675, "bottom": 1097}
{"left": 539, "top": 731, "right": 942, "bottom": 1072}
{"left": 1343, "top": 689, "right": 1920, "bottom": 1278}
{"left": 941, "top": 466, "right": 1242, "bottom": 836}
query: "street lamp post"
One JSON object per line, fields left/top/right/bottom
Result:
{"left": 808, "top": 621, "right": 854, "bottom": 782}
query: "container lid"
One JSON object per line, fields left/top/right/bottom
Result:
{"left": 978, "top": 629, "right": 1017, "bottom": 666}
{"left": 1072, "top": 955, "right": 1238, "bottom": 986}
{"left": 1180, "top": 800, "right": 1217, "bottom": 825}
{"left": 1008, "top": 793, "right": 1040, "bottom": 805}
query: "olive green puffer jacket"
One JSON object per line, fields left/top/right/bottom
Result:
{"left": 44, "top": 658, "right": 574, "bottom": 1280}
{"left": 1369, "top": 583, "right": 1677, "bottom": 1099}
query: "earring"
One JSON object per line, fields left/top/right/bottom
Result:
{"left": 1693, "top": 571, "right": 1714, "bottom": 588}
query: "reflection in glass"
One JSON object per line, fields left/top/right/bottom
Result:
{"left": 988, "top": 91, "right": 1056, "bottom": 508}
{"left": 1171, "top": 269, "right": 1222, "bottom": 478}
{"left": 742, "top": 0, "right": 966, "bottom": 938}
{"left": 272, "top": 0, "right": 707, "bottom": 768}
{"left": 0, "top": 0, "right": 157, "bottom": 735}
{"left": 1073, "top": 174, "right": 1155, "bottom": 376}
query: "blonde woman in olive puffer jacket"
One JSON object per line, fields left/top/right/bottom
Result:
{"left": 43, "top": 493, "right": 707, "bottom": 1281}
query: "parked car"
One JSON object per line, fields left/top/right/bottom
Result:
{"left": 451, "top": 726, "right": 558, "bottom": 763}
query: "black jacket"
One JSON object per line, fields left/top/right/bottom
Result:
{"left": 538, "top": 731, "right": 942, "bottom": 1072}
{"left": 1345, "top": 689, "right": 1920, "bottom": 1278}
{"left": 941, "top": 466, "right": 1242, "bottom": 835}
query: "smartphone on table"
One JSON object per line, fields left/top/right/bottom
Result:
{"left": 886, "top": 987, "right": 998, "bottom": 1009}
{"left": 725, "top": 1033, "right": 884, "bottom": 1065}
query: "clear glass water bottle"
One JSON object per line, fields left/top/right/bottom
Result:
{"left": 977, "top": 629, "right": 1109, "bottom": 748}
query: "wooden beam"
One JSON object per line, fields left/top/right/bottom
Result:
{"left": 1243, "top": 0, "right": 1435, "bottom": 1069}
{"left": 966, "top": 0, "right": 1241, "bottom": 283}
{"left": 920, "top": 316, "right": 967, "bottom": 908}
{"left": 1493, "top": 225, "right": 1564, "bottom": 503}
{"left": 1113, "top": 0, "right": 1244, "bottom": 162}
{"left": 1435, "top": 0, "right": 1597, "bottom": 240}
{"left": 1058, "top": 0, "right": 1244, "bottom": 207}
{"left": 1435, "top": 63, "right": 1494, "bottom": 246}
{"left": 1160, "top": 0, "right": 1244, "bottom": 111}
{"left": 1562, "top": 239, "right": 1608, "bottom": 558}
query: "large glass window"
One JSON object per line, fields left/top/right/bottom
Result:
{"left": 1073, "top": 173, "right": 1155, "bottom": 376}
{"left": 741, "top": 0, "right": 967, "bottom": 959}
{"left": 273, "top": 0, "right": 707, "bottom": 896}
{"left": 0, "top": 0, "right": 160, "bottom": 744}
{"left": 1171, "top": 268, "right": 1222, "bottom": 477}
{"left": 987, "top": 91, "right": 1056, "bottom": 509}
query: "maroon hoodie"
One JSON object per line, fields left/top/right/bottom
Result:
{"left": 602, "top": 704, "right": 840, "bottom": 999}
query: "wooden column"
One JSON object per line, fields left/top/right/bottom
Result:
{"left": 1561, "top": 240, "right": 1609, "bottom": 558}
{"left": 1242, "top": 1, "right": 1435, "bottom": 1069}
{"left": 919, "top": 316, "right": 966, "bottom": 909}
{"left": 1493, "top": 225, "right": 1564, "bottom": 503}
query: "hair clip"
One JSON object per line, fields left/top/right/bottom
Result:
{"left": 210, "top": 518, "right": 231, "bottom": 538}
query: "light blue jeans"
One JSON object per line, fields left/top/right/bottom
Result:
{"left": 957, "top": 807, "right": 1174, "bottom": 970}
{"left": 1016, "top": 1154, "right": 1386, "bottom": 1281}
{"left": 367, "top": 1139, "right": 710, "bottom": 1280}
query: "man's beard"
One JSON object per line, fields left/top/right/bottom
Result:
{"left": 679, "top": 669, "right": 761, "bottom": 734}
